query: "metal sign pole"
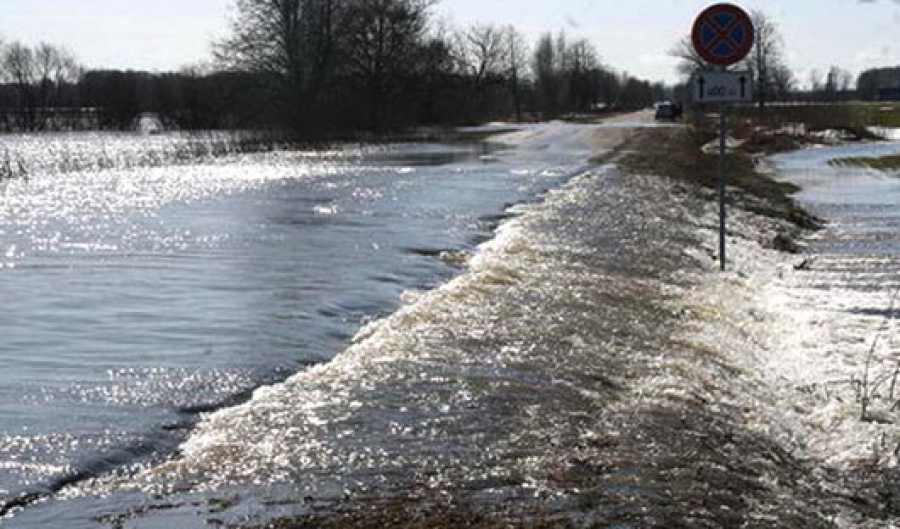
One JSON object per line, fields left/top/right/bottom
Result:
{"left": 717, "top": 104, "right": 729, "bottom": 271}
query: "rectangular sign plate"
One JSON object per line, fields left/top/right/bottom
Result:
{"left": 694, "top": 71, "right": 753, "bottom": 103}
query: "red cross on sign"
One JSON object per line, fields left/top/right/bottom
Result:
{"left": 692, "top": 3, "right": 755, "bottom": 66}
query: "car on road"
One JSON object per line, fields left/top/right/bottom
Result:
{"left": 654, "top": 101, "right": 682, "bottom": 121}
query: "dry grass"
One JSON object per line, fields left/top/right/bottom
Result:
{"left": 830, "top": 155, "right": 900, "bottom": 171}
{"left": 615, "top": 125, "right": 821, "bottom": 231}
{"left": 871, "top": 103, "right": 900, "bottom": 128}
{"left": 732, "top": 102, "right": 900, "bottom": 136}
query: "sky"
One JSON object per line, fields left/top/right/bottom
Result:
{"left": 0, "top": 0, "right": 898, "bottom": 86}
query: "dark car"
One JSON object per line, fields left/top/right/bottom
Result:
{"left": 654, "top": 102, "right": 682, "bottom": 121}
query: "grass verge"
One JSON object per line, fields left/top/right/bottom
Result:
{"left": 830, "top": 155, "right": 900, "bottom": 171}
{"left": 871, "top": 103, "right": 900, "bottom": 128}
{"left": 614, "top": 126, "right": 821, "bottom": 233}
{"left": 732, "top": 102, "right": 900, "bottom": 135}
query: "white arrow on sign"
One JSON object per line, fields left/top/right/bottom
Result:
{"left": 695, "top": 71, "right": 753, "bottom": 103}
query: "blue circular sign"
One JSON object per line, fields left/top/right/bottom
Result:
{"left": 692, "top": 3, "right": 755, "bottom": 66}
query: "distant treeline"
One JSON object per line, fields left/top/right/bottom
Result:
{"left": 0, "top": 68, "right": 261, "bottom": 132}
{"left": 0, "top": 1, "right": 669, "bottom": 135}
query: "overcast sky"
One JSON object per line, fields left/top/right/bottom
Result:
{"left": 0, "top": 0, "right": 898, "bottom": 86}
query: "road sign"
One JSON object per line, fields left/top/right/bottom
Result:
{"left": 695, "top": 71, "right": 752, "bottom": 103}
{"left": 691, "top": 4, "right": 755, "bottom": 272}
{"left": 692, "top": 3, "right": 755, "bottom": 66}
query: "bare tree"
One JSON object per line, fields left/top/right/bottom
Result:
{"left": 825, "top": 65, "right": 854, "bottom": 101}
{"left": 2, "top": 41, "right": 81, "bottom": 130}
{"left": 566, "top": 39, "right": 600, "bottom": 112}
{"left": 410, "top": 24, "right": 455, "bottom": 124}
{"left": 454, "top": 24, "right": 508, "bottom": 90}
{"left": 838, "top": 69, "right": 853, "bottom": 93}
{"left": 771, "top": 63, "right": 795, "bottom": 100}
{"left": 669, "top": 36, "right": 705, "bottom": 79}
{"left": 3, "top": 42, "right": 37, "bottom": 130}
{"left": 532, "top": 32, "right": 563, "bottom": 118}
{"left": 3, "top": 42, "right": 36, "bottom": 92}
{"left": 343, "top": 0, "right": 434, "bottom": 129}
{"left": 744, "top": 10, "right": 791, "bottom": 108}
{"left": 34, "top": 42, "right": 80, "bottom": 109}
{"left": 531, "top": 32, "right": 616, "bottom": 117}
{"left": 809, "top": 69, "right": 823, "bottom": 93}
{"left": 453, "top": 23, "right": 528, "bottom": 120}
{"left": 3, "top": 42, "right": 37, "bottom": 128}
{"left": 503, "top": 25, "right": 528, "bottom": 122}
{"left": 215, "top": 0, "right": 344, "bottom": 125}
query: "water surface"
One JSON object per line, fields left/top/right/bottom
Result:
{"left": 0, "top": 131, "right": 575, "bottom": 523}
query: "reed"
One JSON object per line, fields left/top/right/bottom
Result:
{"left": 0, "top": 130, "right": 297, "bottom": 182}
{"left": 858, "top": 286, "right": 900, "bottom": 423}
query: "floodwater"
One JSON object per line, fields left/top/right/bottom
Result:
{"left": 0, "top": 130, "right": 577, "bottom": 525}
{"left": 1, "top": 126, "right": 899, "bottom": 527}
{"left": 759, "top": 141, "right": 900, "bottom": 470}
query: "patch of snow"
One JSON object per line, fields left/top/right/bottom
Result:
{"left": 869, "top": 127, "right": 900, "bottom": 141}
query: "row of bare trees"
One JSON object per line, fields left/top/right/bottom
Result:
{"left": 77, "top": 69, "right": 261, "bottom": 130}
{"left": 0, "top": 40, "right": 82, "bottom": 130}
{"left": 531, "top": 32, "right": 666, "bottom": 117}
{"left": 212, "top": 0, "right": 667, "bottom": 134}
{"left": 0, "top": 0, "right": 669, "bottom": 134}
{"left": 0, "top": 52, "right": 257, "bottom": 132}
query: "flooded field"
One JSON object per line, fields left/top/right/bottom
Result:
{"left": 0, "top": 129, "right": 577, "bottom": 525}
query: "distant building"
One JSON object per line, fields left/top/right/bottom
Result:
{"left": 858, "top": 66, "right": 900, "bottom": 101}
{"left": 879, "top": 88, "right": 900, "bottom": 102}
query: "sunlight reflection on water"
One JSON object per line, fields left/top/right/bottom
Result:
{"left": 0, "top": 130, "right": 574, "bottom": 526}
